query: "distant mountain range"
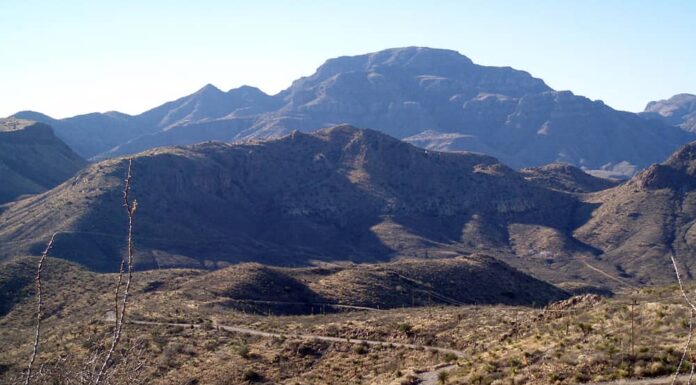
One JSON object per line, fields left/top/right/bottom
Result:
{"left": 0, "top": 119, "right": 85, "bottom": 204}
{"left": 4, "top": 124, "right": 696, "bottom": 293}
{"left": 12, "top": 47, "right": 695, "bottom": 177}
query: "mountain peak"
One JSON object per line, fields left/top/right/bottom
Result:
{"left": 635, "top": 141, "right": 696, "bottom": 190}
{"left": 11, "top": 110, "right": 57, "bottom": 122}
{"left": 313, "top": 47, "right": 476, "bottom": 80}
{"left": 195, "top": 83, "right": 223, "bottom": 95}
{"left": 227, "top": 85, "right": 271, "bottom": 99}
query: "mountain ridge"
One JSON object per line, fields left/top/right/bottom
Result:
{"left": 11, "top": 47, "right": 692, "bottom": 176}
{"left": 0, "top": 126, "right": 589, "bottom": 280}
{"left": 3, "top": 124, "right": 682, "bottom": 294}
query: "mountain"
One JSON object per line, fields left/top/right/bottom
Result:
{"left": 642, "top": 93, "right": 696, "bottom": 132}
{"left": 0, "top": 119, "right": 85, "bottom": 204}
{"left": 6, "top": 124, "right": 696, "bottom": 292}
{"left": 520, "top": 163, "right": 621, "bottom": 193}
{"left": 13, "top": 47, "right": 693, "bottom": 175}
{"left": 574, "top": 140, "right": 696, "bottom": 285}
{"left": 0, "top": 125, "right": 598, "bottom": 282}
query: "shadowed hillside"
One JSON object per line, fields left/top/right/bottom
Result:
{"left": 181, "top": 256, "right": 568, "bottom": 313}
{"left": 0, "top": 120, "right": 85, "bottom": 204}
{"left": 0, "top": 125, "right": 587, "bottom": 275}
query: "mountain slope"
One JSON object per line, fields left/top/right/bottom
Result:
{"left": 575, "top": 140, "right": 696, "bottom": 284}
{"left": 0, "top": 125, "right": 589, "bottom": 276}
{"left": 13, "top": 47, "right": 693, "bottom": 175}
{"left": 642, "top": 93, "right": 696, "bottom": 132}
{"left": 0, "top": 120, "right": 86, "bottom": 204}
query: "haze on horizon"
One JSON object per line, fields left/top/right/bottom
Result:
{"left": 1, "top": 0, "right": 695, "bottom": 118}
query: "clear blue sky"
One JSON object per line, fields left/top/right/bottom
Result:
{"left": 1, "top": 0, "right": 694, "bottom": 118}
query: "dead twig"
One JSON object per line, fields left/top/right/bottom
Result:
{"left": 24, "top": 233, "right": 56, "bottom": 385}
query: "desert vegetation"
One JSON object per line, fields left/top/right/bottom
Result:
{"left": 4, "top": 243, "right": 696, "bottom": 385}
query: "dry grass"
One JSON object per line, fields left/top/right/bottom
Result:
{"left": 4, "top": 258, "right": 696, "bottom": 384}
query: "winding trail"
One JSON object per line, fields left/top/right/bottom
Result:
{"left": 580, "top": 257, "right": 638, "bottom": 290}
{"left": 123, "top": 318, "right": 463, "bottom": 384}
{"left": 218, "top": 298, "right": 379, "bottom": 312}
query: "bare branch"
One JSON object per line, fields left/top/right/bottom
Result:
{"left": 93, "top": 159, "right": 137, "bottom": 385}
{"left": 671, "top": 253, "right": 696, "bottom": 385}
{"left": 671, "top": 255, "right": 696, "bottom": 313}
{"left": 673, "top": 308, "right": 694, "bottom": 385}
{"left": 113, "top": 259, "right": 125, "bottom": 322}
{"left": 25, "top": 232, "right": 56, "bottom": 385}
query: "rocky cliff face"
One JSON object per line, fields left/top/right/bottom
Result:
{"left": 14, "top": 47, "right": 692, "bottom": 176}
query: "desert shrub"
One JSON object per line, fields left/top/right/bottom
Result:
{"left": 238, "top": 343, "right": 250, "bottom": 359}
{"left": 576, "top": 322, "right": 592, "bottom": 336}
{"left": 438, "top": 370, "right": 449, "bottom": 384}
{"left": 242, "top": 369, "right": 262, "bottom": 382}
{"left": 396, "top": 322, "right": 413, "bottom": 334}
{"left": 443, "top": 352, "right": 457, "bottom": 363}
{"left": 353, "top": 342, "right": 369, "bottom": 355}
{"left": 509, "top": 357, "right": 522, "bottom": 368}
{"left": 297, "top": 344, "right": 318, "bottom": 357}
